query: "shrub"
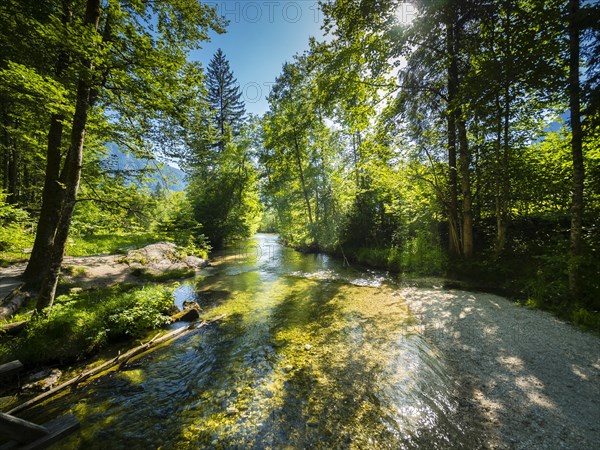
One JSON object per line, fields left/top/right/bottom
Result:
{"left": 0, "top": 284, "right": 175, "bottom": 366}
{"left": 0, "top": 190, "right": 33, "bottom": 263}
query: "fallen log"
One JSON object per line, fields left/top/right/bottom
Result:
{"left": 0, "top": 284, "right": 24, "bottom": 306}
{"left": 0, "top": 361, "right": 23, "bottom": 379}
{"left": 0, "top": 321, "right": 27, "bottom": 336}
{"left": 0, "top": 413, "right": 79, "bottom": 450}
{"left": 171, "top": 306, "right": 201, "bottom": 322}
{"left": 7, "top": 314, "right": 226, "bottom": 415}
{"left": 0, "top": 412, "right": 48, "bottom": 443}
{"left": 0, "top": 286, "right": 30, "bottom": 322}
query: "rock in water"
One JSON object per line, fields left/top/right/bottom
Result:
{"left": 184, "top": 256, "right": 208, "bottom": 269}
{"left": 182, "top": 300, "right": 201, "bottom": 310}
{"left": 23, "top": 368, "right": 62, "bottom": 391}
{"left": 172, "top": 307, "right": 201, "bottom": 322}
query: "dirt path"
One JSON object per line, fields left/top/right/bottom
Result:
{"left": 0, "top": 263, "right": 25, "bottom": 300}
{"left": 0, "top": 243, "right": 207, "bottom": 301}
{"left": 401, "top": 286, "right": 600, "bottom": 449}
{"left": 0, "top": 256, "right": 136, "bottom": 301}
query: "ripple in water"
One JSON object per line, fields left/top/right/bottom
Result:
{"left": 22, "top": 234, "right": 467, "bottom": 448}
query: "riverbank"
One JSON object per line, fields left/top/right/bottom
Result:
{"left": 0, "top": 243, "right": 208, "bottom": 403}
{"left": 3, "top": 235, "right": 599, "bottom": 447}
{"left": 298, "top": 241, "right": 600, "bottom": 334}
{"left": 401, "top": 286, "right": 600, "bottom": 449}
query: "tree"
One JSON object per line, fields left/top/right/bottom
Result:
{"left": 206, "top": 48, "right": 246, "bottom": 151}
{"left": 185, "top": 53, "right": 255, "bottom": 249}
{"left": 21, "top": 0, "right": 224, "bottom": 311}
{"left": 187, "top": 118, "right": 261, "bottom": 249}
{"left": 568, "top": 0, "right": 584, "bottom": 300}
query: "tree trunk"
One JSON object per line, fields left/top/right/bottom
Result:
{"left": 23, "top": 116, "right": 67, "bottom": 284}
{"left": 293, "top": 131, "right": 313, "bottom": 226}
{"left": 568, "top": 0, "right": 584, "bottom": 300}
{"left": 7, "top": 123, "right": 18, "bottom": 204}
{"left": 36, "top": 0, "right": 101, "bottom": 312}
{"left": 458, "top": 118, "right": 473, "bottom": 258}
{"left": 24, "top": 0, "right": 74, "bottom": 285}
{"left": 352, "top": 131, "right": 361, "bottom": 189}
{"left": 7, "top": 152, "right": 17, "bottom": 204}
{"left": 2, "top": 134, "right": 8, "bottom": 192}
{"left": 494, "top": 94, "right": 505, "bottom": 254}
{"left": 447, "top": 20, "right": 461, "bottom": 257}
{"left": 498, "top": 83, "right": 511, "bottom": 254}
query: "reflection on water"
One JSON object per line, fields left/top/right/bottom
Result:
{"left": 24, "top": 234, "right": 467, "bottom": 448}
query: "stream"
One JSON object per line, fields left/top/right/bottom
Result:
{"left": 25, "top": 234, "right": 468, "bottom": 448}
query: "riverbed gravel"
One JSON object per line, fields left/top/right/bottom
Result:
{"left": 401, "top": 286, "right": 600, "bottom": 449}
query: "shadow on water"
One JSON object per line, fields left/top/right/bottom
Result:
{"left": 20, "top": 234, "right": 475, "bottom": 448}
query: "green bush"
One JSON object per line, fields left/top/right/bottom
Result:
{"left": 571, "top": 307, "right": 600, "bottom": 332}
{"left": 0, "top": 284, "right": 174, "bottom": 366}
{"left": 0, "top": 190, "right": 33, "bottom": 264}
{"left": 106, "top": 287, "right": 175, "bottom": 338}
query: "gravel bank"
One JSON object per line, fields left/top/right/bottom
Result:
{"left": 401, "top": 287, "right": 600, "bottom": 449}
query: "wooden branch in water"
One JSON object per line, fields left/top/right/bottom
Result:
{"left": 6, "top": 314, "right": 226, "bottom": 415}
{"left": 0, "top": 413, "right": 79, "bottom": 450}
{"left": 0, "top": 411, "right": 48, "bottom": 443}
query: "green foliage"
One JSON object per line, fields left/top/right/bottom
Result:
{"left": 343, "top": 229, "right": 444, "bottom": 275}
{"left": 257, "top": 208, "right": 278, "bottom": 233}
{"left": 257, "top": 0, "right": 600, "bottom": 314}
{"left": 0, "top": 284, "right": 174, "bottom": 366}
{"left": 132, "top": 267, "right": 195, "bottom": 282}
{"left": 105, "top": 287, "right": 175, "bottom": 338}
{"left": 188, "top": 120, "right": 262, "bottom": 249}
{"left": 0, "top": 190, "right": 33, "bottom": 264}
{"left": 571, "top": 307, "right": 600, "bottom": 333}
{"left": 66, "top": 232, "right": 165, "bottom": 257}
{"left": 153, "top": 190, "right": 211, "bottom": 259}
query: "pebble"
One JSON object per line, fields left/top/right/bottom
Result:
{"left": 304, "top": 344, "right": 312, "bottom": 351}
{"left": 225, "top": 406, "right": 239, "bottom": 415}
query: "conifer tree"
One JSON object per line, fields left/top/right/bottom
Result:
{"left": 206, "top": 48, "right": 246, "bottom": 150}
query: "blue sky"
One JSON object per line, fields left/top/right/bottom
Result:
{"left": 191, "top": 1, "right": 325, "bottom": 116}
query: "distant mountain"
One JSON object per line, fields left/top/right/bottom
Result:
{"left": 103, "top": 143, "right": 187, "bottom": 192}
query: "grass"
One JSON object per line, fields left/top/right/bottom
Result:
{"left": 0, "top": 284, "right": 175, "bottom": 367}
{"left": 570, "top": 306, "right": 600, "bottom": 332}
{"left": 66, "top": 231, "right": 167, "bottom": 257}
{"left": 0, "top": 229, "right": 34, "bottom": 266}
{"left": 131, "top": 267, "right": 196, "bottom": 282}
{"left": 1, "top": 231, "right": 166, "bottom": 265}
{"left": 341, "top": 241, "right": 445, "bottom": 276}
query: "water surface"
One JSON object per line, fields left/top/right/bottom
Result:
{"left": 27, "top": 234, "right": 466, "bottom": 448}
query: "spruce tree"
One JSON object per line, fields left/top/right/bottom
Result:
{"left": 206, "top": 48, "right": 246, "bottom": 150}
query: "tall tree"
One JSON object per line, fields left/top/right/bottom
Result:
{"left": 568, "top": 0, "right": 584, "bottom": 300}
{"left": 22, "top": 0, "right": 76, "bottom": 282}
{"left": 206, "top": 48, "right": 245, "bottom": 151}
{"left": 27, "top": 0, "right": 223, "bottom": 311}
{"left": 35, "top": 0, "right": 102, "bottom": 311}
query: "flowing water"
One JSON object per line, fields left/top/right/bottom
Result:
{"left": 26, "top": 234, "right": 467, "bottom": 448}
